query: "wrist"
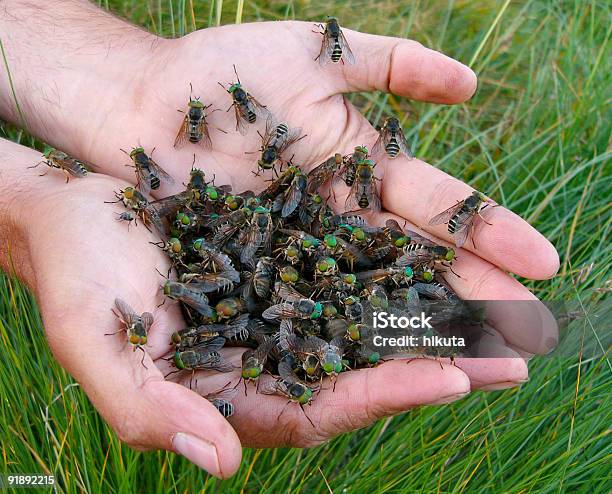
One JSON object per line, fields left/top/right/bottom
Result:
{"left": 0, "top": 1, "right": 172, "bottom": 166}
{"left": 0, "top": 140, "right": 43, "bottom": 287}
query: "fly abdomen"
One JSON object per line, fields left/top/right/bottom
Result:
{"left": 448, "top": 215, "right": 459, "bottom": 234}
{"left": 247, "top": 109, "right": 257, "bottom": 123}
{"left": 332, "top": 38, "right": 342, "bottom": 62}
{"left": 150, "top": 174, "right": 161, "bottom": 190}
{"left": 275, "top": 123, "right": 289, "bottom": 140}
{"left": 385, "top": 136, "right": 401, "bottom": 158}
{"left": 188, "top": 122, "right": 201, "bottom": 142}
{"left": 358, "top": 194, "right": 369, "bottom": 209}
{"left": 213, "top": 400, "right": 234, "bottom": 418}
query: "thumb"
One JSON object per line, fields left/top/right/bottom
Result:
{"left": 324, "top": 28, "right": 477, "bottom": 104}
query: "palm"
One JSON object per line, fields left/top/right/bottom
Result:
{"left": 29, "top": 175, "right": 441, "bottom": 448}
{"left": 81, "top": 22, "right": 377, "bottom": 195}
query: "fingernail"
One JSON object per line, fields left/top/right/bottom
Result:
{"left": 173, "top": 432, "right": 221, "bottom": 477}
{"left": 480, "top": 379, "right": 528, "bottom": 391}
{"left": 431, "top": 391, "right": 469, "bottom": 405}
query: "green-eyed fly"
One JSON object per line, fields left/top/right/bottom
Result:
{"left": 108, "top": 298, "right": 153, "bottom": 368}
{"left": 123, "top": 147, "right": 175, "bottom": 196}
{"left": 428, "top": 191, "right": 495, "bottom": 248}
{"left": 29, "top": 147, "right": 94, "bottom": 182}
{"left": 218, "top": 65, "right": 271, "bottom": 135}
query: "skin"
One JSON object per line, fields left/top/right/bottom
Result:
{"left": 0, "top": 0, "right": 559, "bottom": 479}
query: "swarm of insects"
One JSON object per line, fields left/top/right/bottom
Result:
{"left": 105, "top": 150, "right": 491, "bottom": 423}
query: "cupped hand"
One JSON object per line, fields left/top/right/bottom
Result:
{"left": 9, "top": 21, "right": 560, "bottom": 477}
{"left": 63, "top": 21, "right": 558, "bottom": 366}
{"left": 11, "top": 147, "right": 483, "bottom": 478}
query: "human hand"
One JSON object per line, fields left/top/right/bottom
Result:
{"left": 0, "top": 141, "right": 500, "bottom": 478}
{"left": 0, "top": 9, "right": 560, "bottom": 477}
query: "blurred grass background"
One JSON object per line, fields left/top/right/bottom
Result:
{"left": 1, "top": 0, "right": 611, "bottom": 492}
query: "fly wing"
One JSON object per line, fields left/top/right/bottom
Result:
{"left": 274, "top": 281, "right": 306, "bottom": 303}
{"left": 307, "top": 155, "right": 341, "bottom": 193}
{"left": 148, "top": 158, "right": 176, "bottom": 184}
{"left": 114, "top": 298, "right": 138, "bottom": 327}
{"left": 281, "top": 179, "right": 304, "bottom": 218}
{"left": 395, "top": 248, "right": 434, "bottom": 267}
{"left": 337, "top": 29, "right": 356, "bottom": 65}
{"left": 405, "top": 230, "right": 437, "bottom": 247}
{"left": 428, "top": 201, "right": 464, "bottom": 226}
{"left": 452, "top": 219, "right": 472, "bottom": 248}
{"left": 248, "top": 95, "right": 272, "bottom": 121}
{"left": 205, "top": 386, "right": 238, "bottom": 402}
{"left": 239, "top": 225, "right": 264, "bottom": 266}
{"left": 370, "top": 130, "right": 388, "bottom": 160}
{"left": 318, "top": 30, "right": 335, "bottom": 66}
{"left": 262, "top": 303, "right": 302, "bottom": 321}
{"left": 198, "top": 117, "right": 213, "bottom": 150}
{"left": 140, "top": 312, "right": 154, "bottom": 332}
{"left": 174, "top": 114, "right": 190, "bottom": 148}
{"left": 193, "top": 335, "right": 226, "bottom": 353}
{"left": 135, "top": 167, "right": 152, "bottom": 197}
{"left": 149, "top": 192, "right": 188, "bottom": 219}
{"left": 394, "top": 128, "right": 413, "bottom": 159}
{"left": 223, "top": 314, "right": 250, "bottom": 340}
{"left": 276, "top": 126, "right": 303, "bottom": 154}
{"left": 233, "top": 103, "right": 249, "bottom": 136}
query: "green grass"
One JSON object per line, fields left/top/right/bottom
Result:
{"left": 1, "top": 0, "right": 611, "bottom": 492}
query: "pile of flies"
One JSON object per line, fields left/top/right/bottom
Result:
{"left": 88, "top": 17, "right": 505, "bottom": 422}
{"left": 103, "top": 156, "right": 490, "bottom": 423}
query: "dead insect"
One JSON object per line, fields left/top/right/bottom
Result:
{"left": 428, "top": 191, "right": 494, "bottom": 248}
{"left": 123, "top": 147, "right": 175, "bottom": 195}
{"left": 262, "top": 299, "right": 323, "bottom": 321}
{"left": 255, "top": 117, "right": 304, "bottom": 175}
{"left": 273, "top": 167, "right": 308, "bottom": 217}
{"left": 238, "top": 336, "right": 276, "bottom": 394}
{"left": 29, "top": 147, "right": 94, "bottom": 182}
{"left": 218, "top": 65, "right": 270, "bottom": 135}
{"left": 163, "top": 280, "right": 215, "bottom": 318}
{"left": 172, "top": 314, "right": 250, "bottom": 350}
{"left": 260, "top": 359, "right": 316, "bottom": 427}
{"left": 106, "top": 186, "right": 166, "bottom": 235}
{"left": 314, "top": 17, "right": 355, "bottom": 66}
{"left": 346, "top": 159, "right": 381, "bottom": 212}
{"left": 238, "top": 206, "right": 273, "bottom": 267}
{"left": 306, "top": 153, "right": 343, "bottom": 194}
{"left": 108, "top": 298, "right": 153, "bottom": 368}
{"left": 115, "top": 211, "right": 137, "bottom": 229}
{"left": 172, "top": 338, "right": 235, "bottom": 373}
{"left": 340, "top": 146, "right": 369, "bottom": 187}
{"left": 174, "top": 83, "right": 221, "bottom": 149}
{"left": 372, "top": 117, "right": 413, "bottom": 159}
{"left": 204, "top": 385, "right": 238, "bottom": 418}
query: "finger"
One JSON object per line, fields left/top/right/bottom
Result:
{"left": 43, "top": 310, "right": 242, "bottom": 478}
{"left": 209, "top": 359, "right": 470, "bottom": 448}
{"left": 368, "top": 211, "right": 558, "bottom": 356}
{"left": 377, "top": 156, "right": 560, "bottom": 279}
{"left": 327, "top": 29, "right": 477, "bottom": 104}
